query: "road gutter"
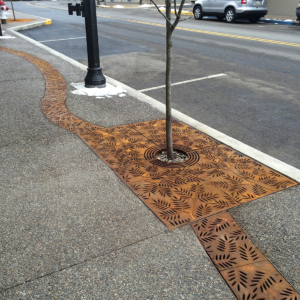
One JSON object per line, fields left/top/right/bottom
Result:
{"left": 8, "top": 17, "right": 300, "bottom": 183}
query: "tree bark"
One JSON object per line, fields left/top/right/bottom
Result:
{"left": 165, "top": 0, "right": 174, "bottom": 160}
{"left": 10, "top": 0, "right": 16, "bottom": 21}
{"left": 151, "top": 0, "right": 186, "bottom": 160}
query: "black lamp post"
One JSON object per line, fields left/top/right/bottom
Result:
{"left": 68, "top": 0, "right": 106, "bottom": 88}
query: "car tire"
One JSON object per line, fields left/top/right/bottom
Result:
{"left": 249, "top": 17, "right": 260, "bottom": 23}
{"left": 194, "top": 6, "right": 203, "bottom": 20}
{"left": 225, "top": 8, "right": 236, "bottom": 23}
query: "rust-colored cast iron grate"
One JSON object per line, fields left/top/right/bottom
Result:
{"left": 1, "top": 47, "right": 297, "bottom": 230}
{"left": 2, "top": 47, "right": 299, "bottom": 299}
{"left": 192, "top": 212, "right": 300, "bottom": 300}
{"left": 0, "top": 47, "right": 104, "bottom": 134}
{"left": 76, "top": 120, "right": 297, "bottom": 229}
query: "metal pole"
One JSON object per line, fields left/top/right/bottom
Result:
{"left": 0, "top": 23, "right": 2, "bottom": 36}
{"left": 84, "top": 0, "right": 106, "bottom": 87}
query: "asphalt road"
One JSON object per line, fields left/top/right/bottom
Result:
{"left": 12, "top": 1, "right": 300, "bottom": 169}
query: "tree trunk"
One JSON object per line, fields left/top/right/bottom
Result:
{"left": 10, "top": 0, "right": 16, "bottom": 21}
{"left": 165, "top": 0, "right": 174, "bottom": 160}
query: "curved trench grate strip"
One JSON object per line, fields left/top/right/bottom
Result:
{"left": 2, "top": 47, "right": 299, "bottom": 300}
{"left": 1, "top": 47, "right": 298, "bottom": 230}
{"left": 192, "top": 212, "right": 300, "bottom": 300}
{"left": 0, "top": 46, "right": 104, "bottom": 133}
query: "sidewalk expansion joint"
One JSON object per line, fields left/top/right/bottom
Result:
{"left": 0, "top": 131, "right": 71, "bottom": 150}
{"left": 1, "top": 46, "right": 299, "bottom": 299}
{"left": 0, "top": 230, "right": 169, "bottom": 292}
{"left": 0, "top": 77, "right": 43, "bottom": 83}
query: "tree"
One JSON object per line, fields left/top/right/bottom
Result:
{"left": 150, "top": 0, "right": 190, "bottom": 160}
{"left": 10, "top": 0, "right": 16, "bottom": 21}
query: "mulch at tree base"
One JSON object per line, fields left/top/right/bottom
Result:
{"left": 6, "top": 19, "right": 36, "bottom": 22}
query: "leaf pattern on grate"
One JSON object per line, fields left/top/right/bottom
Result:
{"left": 4, "top": 47, "right": 297, "bottom": 230}
{"left": 222, "top": 261, "right": 300, "bottom": 300}
{"left": 192, "top": 212, "right": 266, "bottom": 270}
{"left": 63, "top": 119, "right": 298, "bottom": 229}
{"left": 192, "top": 213, "right": 300, "bottom": 300}
{"left": 0, "top": 47, "right": 104, "bottom": 134}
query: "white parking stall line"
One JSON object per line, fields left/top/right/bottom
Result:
{"left": 138, "top": 73, "right": 227, "bottom": 93}
{"left": 12, "top": 27, "right": 300, "bottom": 182}
{"left": 38, "top": 37, "right": 86, "bottom": 43}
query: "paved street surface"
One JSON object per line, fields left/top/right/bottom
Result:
{"left": 12, "top": 1, "right": 300, "bottom": 170}
{"left": 0, "top": 5, "right": 299, "bottom": 299}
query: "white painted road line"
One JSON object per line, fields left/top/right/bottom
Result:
{"left": 38, "top": 37, "right": 86, "bottom": 43}
{"left": 11, "top": 23, "right": 300, "bottom": 183}
{"left": 138, "top": 74, "right": 227, "bottom": 92}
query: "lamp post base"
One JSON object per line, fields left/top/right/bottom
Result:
{"left": 85, "top": 67, "right": 106, "bottom": 88}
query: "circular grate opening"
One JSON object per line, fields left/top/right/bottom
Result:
{"left": 156, "top": 149, "right": 188, "bottom": 164}
{"left": 144, "top": 145, "right": 200, "bottom": 168}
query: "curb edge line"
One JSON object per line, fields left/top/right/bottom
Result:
{"left": 8, "top": 16, "right": 300, "bottom": 183}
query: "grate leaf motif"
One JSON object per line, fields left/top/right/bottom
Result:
{"left": 193, "top": 212, "right": 300, "bottom": 300}
{"left": 5, "top": 47, "right": 296, "bottom": 230}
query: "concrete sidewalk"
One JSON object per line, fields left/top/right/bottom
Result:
{"left": 0, "top": 14, "right": 299, "bottom": 299}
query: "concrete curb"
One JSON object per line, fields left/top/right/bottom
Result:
{"left": 6, "top": 11, "right": 51, "bottom": 32}
{"left": 98, "top": 5, "right": 141, "bottom": 8}
{"left": 8, "top": 14, "right": 300, "bottom": 183}
{"left": 97, "top": 5, "right": 193, "bottom": 15}
{"left": 158, "top": 8, "right": 193, "bottom": 16}
{"left": 260, "top": 19, "right": 299, "bottom": 25}
{"left": 10, "top": 19, "right": 52, "bottom": 32}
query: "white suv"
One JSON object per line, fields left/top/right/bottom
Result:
{"left": 193, "top": 0, "right": 268, "bottom": 23}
